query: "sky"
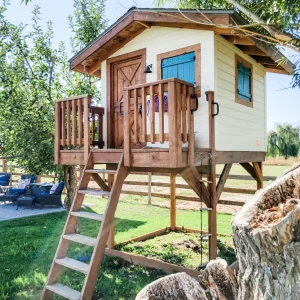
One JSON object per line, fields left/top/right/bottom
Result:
{"left": 3, "top": 0, "right": 300, "bottom": 131}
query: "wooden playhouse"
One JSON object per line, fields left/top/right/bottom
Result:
{"left": 42, "top": 8, "right": 295, "bottom": 299}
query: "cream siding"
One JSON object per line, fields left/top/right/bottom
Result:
{"left": 101, "top": 27, "right": 267, "bottom": 152}
{"left": 101, "top": 26, "right": 215, "bottom": 149}
{"left": 214, "top": 35, "right": 266, "bottom": 152}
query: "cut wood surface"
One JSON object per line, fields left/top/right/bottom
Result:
{"left": 232, "top": 165, "right": 300, "bottom": 300}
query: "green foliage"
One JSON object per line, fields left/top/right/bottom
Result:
{"left": 0, "top": 0, "right": 107, "bottom": 176}
{"left": 156, "top": 0, "right": 300, "bottom": 87}
{"left": 267, "top": 123, "right": 300, "bottom": 159}
{"left": 69, "top": 0, "right": 107, "bottom": 53}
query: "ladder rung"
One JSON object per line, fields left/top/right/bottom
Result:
{"left": 63, "top": 233, "right": 97, "bottom": 247}
{"left": 200, "top": 233, "right": 212, "bottom": 238}
{"left": 46, "top": 283, "right": 81, "bottom": 300}
{"left": 199, "top": 179, "right": 212, "bottom": 184}
{"left": 200, "top": 208, "right": 212, "bottom": 211}
{"left": 78, "top": 189, "right": 111, "bottom": 196}
{"left": 55, "top": 257, "right": 90, "bottom": 274}
{"left": 85, "top": 169, "right": 117, "bottom": 174}
{"left": 71, "top": 211, "right": 104, "bottom": 221}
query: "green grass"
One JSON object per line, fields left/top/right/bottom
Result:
{"left": 0, "top": 196, "right": 233, "bottom": 299}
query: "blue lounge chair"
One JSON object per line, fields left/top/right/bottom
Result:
{"left": 0, "top": 174, "right": 36, "bottom": 204}
{"left": 36, "top": 182, "right": 64, "bottom": 207}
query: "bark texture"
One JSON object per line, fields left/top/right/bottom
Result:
{"left": 232, "top": 165, "right": 300, "bottom": 300}
{"left": 199, "top": 258, "right": 238, "bottom": 300}
{"left": 135, "top": 273, "right": 208, "bottom": 300}
{"left": 63, "top": 165, "right": 78, "bottom": 211}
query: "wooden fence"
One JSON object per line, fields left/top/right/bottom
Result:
{"left": 1, "top": 158, "right": 276, "bottom": 207}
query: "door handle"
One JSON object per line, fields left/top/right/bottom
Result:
{"left": 119, "top": 100, "right": 124, "bottom": 116}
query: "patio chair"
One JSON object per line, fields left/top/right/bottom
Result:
{"left": 0, "top": 172, "right": 11, "bottom": 187}
{"left": 36, "top": 182, "right": 64, "bottom": 207}
{"left": 0, "top": 174, "right": 36, "bottom": 204}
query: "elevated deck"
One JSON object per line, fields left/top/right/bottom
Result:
{"left": 54, "top": 78, "right": 265, "bottom": 167}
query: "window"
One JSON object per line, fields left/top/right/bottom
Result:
{"left": 235, "top": 55, "right": 253, "bottom": 107}
{"left": 161, "top": 52, "right": 195, "bottom": 85}
{"left": 157, "top": 44, "right": 201, "bottom": 97}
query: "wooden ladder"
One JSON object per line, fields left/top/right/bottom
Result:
{"left": 41, "top": 154, "right": 128, "bottom": 300}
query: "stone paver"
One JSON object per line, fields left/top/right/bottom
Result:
{"left": 0, "top": 202, "right": 65, "bottom": 221}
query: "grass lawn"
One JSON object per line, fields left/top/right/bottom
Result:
{"left": 0, "top": 196, "right": 233, "bottom": 300}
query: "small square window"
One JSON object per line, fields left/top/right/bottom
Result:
{"left": 235, "top": 55, "right": 253, "bottom": 107}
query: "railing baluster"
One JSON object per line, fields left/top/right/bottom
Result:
{"left": 66, "top": 100, "right": 71, "bottom": 145}
{"left": 182, "top": 84, "right": 187, "bottom": 143}
{"left": 124, "top": 90, "right": 131, "bottom": 166}
{"left": 187, "top": 86, "right": 194, "bottom": 166}
{"left": 176, "top": 82, "right": 182, "bottom": 165}
{"left": 72, "top": 99, "right": 76, "bottom": 145}
{"left": 150, "top": 85, "right": 155, "bottom": 143}
{"left": 142, "top": 87, "right": 146, "bottom": 143}
{"left": 158, "top": 83, "right": 164, "bottom": 144}
{"left": 78, "top": 99, "right": 83, "bottom": 146}
{"left": 133, "top": 88, "right": 138, "bottom": 144}
{"left": 61, "top": 102, "right": 66, "bottom": 147}
{"left": 83, "top": 96, "right": 91, "bottom": 163}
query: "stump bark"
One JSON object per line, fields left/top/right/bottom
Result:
{"left": 135, "top": 273, "right": 208, "bottom": 300}
{"left": 232, "top": 165, "right": 300, "bottom": 300}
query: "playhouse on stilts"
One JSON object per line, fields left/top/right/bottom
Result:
{"left": 41, "top": 8, "right": 295, "bottom": 299}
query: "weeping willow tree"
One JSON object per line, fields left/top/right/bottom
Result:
{"left": 267, "top": 123, "right": 300, "bottom": 159}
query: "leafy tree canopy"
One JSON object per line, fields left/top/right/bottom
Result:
{"left": 267, "top": 123, "right": 300, "bottom": 159}
{"left": 0, "top": 0, "right": 107, "bottom": 176}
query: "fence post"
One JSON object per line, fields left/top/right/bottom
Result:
{"left": 2, "top": 159, "right": 7, "bottom": 172}
{"left": 148, "top": 172, "right": 152, "bottom": 204}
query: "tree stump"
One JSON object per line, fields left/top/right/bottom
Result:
{"left": 135, "top": 273, "right": 208, "bottom": 300}
{"left": 232, "top": 165, "right": 300, "bottom": 300}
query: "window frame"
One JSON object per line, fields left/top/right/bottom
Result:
{"left": 235, "top": 55, "right": 253, "bottom": 108}
{"left": 157, "top": 44, "right": 201, "bottom": 97}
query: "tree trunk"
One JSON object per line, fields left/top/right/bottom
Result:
{"left": 63, "top": 165, "right": 78, "bottom": 211}
{"left": 232, "top": 165, "right": 300, "bottom": 300}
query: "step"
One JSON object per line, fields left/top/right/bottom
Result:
{"left": 46, "top": 283, "right": 81, "bottom": 300}
{"left": 63, "top": 233, "right": 97, "bottom": 247}
{"left": 71, "top": 211, "right": 104, "bottom": 221}
{"left": 78, "top": 189, "right": 111, "bottom": 197}
{"left": 85, "top": 169, "right": 117, "bottom": 174}
{"left": 200, "top": 207, "right": 212, "bottom": 211}
{"left": 55, "top": 257, "right": 90, "bottom": 274}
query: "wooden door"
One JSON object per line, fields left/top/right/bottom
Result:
{"left": 108, "top": 49, "right": 146, "bottom": 148}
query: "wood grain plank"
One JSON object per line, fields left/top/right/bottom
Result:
{"left": 187, "top": 86, "right": 194, "bottom": 166}
{"left": 158, "top": 83, "right": 164, "bottom": 143}
{"left": 133, "top": 88, "right": 138, "bottom": 144}
{"left": 182, "top": 84, "right": 187, "bottom": 143}
{"left": 61, "top": 102, "right": 66, "bottom": 147}
{"left": 150, "top": 85, "right": 155, "bottom": 143}
{"left": 72, "top": 99, "right": 76, "bottom": 145}
{"left": 66, "top": 100, "right": 71, "bottom": 145}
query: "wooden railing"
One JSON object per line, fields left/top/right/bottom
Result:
{"left": 90, "top": 106, "right": 104, "bottom": 148}
{"left": 54, "top": 95, "right": 104, "bottom": 164}
{"left": 123, "top": 78, "right": 195, "bottom": 167}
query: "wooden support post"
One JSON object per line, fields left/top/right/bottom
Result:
{"left": 54, "top": 101, "right": 61, "bottom": 164}
{"left": 170, "top": 173, "right": 176, "bottom": 230}
{"left": 148, "top": 172, "right": 152, "bottom": 204}
{"left": 2, "top": 159, "right": 7, "bottom": 172}
{"left": 107, "top": 173, "right": 115, "bottom": 249}
{"left": 216, "top": 164, "right": 232, "bottom": 202}
{"left": 253, "top": 162, "right": 263, "bottom": 190}
{"left": 36, "top": 176, "right": 41, "bottom": 183}
{"left": 208, "top": 163, "right": 217, "bottom": 260}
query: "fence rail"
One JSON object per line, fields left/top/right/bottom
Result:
{"left": 1, "top": 160, "right": 277, "bottom": 207}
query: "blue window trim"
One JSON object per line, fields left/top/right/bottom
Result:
{"left": 157, "top": 44, "right": 201, "bottom": 97}
{"left": 235, "top": 55, "right": 253, "bottom": 108}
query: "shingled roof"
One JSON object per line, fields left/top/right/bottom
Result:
{"left": 69, "top": 7, "right": 295, "bottom": 77}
